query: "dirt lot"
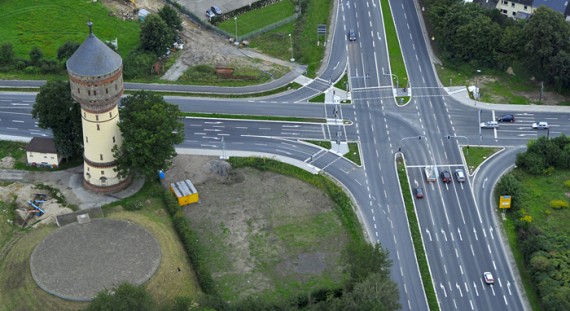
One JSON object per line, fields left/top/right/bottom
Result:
{"left": 101, "top": 0, "right": 289, "bottom": 81}
{"left": 162, "top": 155, "right": 348, "bottom": 301}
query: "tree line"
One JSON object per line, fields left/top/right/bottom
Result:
{"left": 496, "top": 135, "right": 570, "bottom": 310}
{"left": 425, "top": 0, "right": 570, "bottom": 90}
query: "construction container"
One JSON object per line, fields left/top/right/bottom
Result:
{"left": 170, "top": 179, "right": 199, "bottom": 206}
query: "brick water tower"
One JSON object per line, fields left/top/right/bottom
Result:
{"left": 66, "top": 22, "right": 130, "bottom": 192}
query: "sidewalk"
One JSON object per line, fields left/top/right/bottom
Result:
{"left": 446, "top": 86, "right": 570, "bottom": 113}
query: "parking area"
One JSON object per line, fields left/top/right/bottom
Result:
{"left": 175, "top": 0, "right": 254, "bottom": 21}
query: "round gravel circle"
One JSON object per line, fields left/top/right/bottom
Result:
{"left": 30, "top": 218, "right": 161, "bottom": 301}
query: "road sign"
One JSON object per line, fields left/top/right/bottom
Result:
{"left": 499, "top": 196, "right": 511, "bottom": 209}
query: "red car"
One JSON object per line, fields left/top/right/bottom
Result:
{"left": 415, "top": 187, "right": 424, "bottom": 199}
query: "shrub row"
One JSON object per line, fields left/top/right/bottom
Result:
{"left": 161, "top": 189, "right": 218, "bottom": 295}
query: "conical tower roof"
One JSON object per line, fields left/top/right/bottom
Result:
{"left": 66, "top": 22, "right": 122, "bottom": 77}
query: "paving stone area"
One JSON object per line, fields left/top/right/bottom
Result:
{"left": 30, "top": 218, "right": 161, "bottom": 301}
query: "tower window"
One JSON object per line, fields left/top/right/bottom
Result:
{"left": 115, "top": 84, "right": 117, "bottom": 90}
{"left": 112, "top": 136, "right": 116, "bottom": 143}
{"left": 109, "top": 112, "right": 112, "bottom": 118}
{"left": 87, "top": 167, "right": 90, "bottom": 171}
{"left": 97, "top": 124, "right": 100, "bottom": 131}
{"left": 101, "top": 170, "right": 104, "bottom": 175}
{"left": 94, "top": 90, "right": 97, "bottom": 96}
{"left": 86, "top": 136, "right": 88, "bottom": 143}
{"left": 83, "top": 112, "right": 86, "bottom": 118}
{"left": 100, "top": 154, "right": 103, "bottom": 161}
{"left": 78, "top": 88, "right": 80, "bottom": 94}
{"left": 106, "top": 88, "right": 108, "bottom": 94}
{"left": 96, "top": 115, "right": 99, "bottom": 121}
{"left": 88, "top": 90, "right": 91, "bottom": 96}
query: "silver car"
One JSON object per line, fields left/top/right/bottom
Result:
{"left": 480, "top": 121, "right": 499, "bottom": 129}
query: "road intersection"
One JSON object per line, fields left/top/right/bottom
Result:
{"left": 2, "top": 0, "right": 570, "bottom": 310}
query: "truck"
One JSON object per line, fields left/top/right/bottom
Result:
{"left": 424, "top": 165, "right": 437, "bottom": 182}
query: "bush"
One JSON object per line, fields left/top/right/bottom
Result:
{"left": 549, "top": 200, "right": 569, "bottom": 209}
{"left": 23, "top": 66, "right": 39, "bottom": 74}
{"left": 564, "top": 180, "right": 570, "bottom": 189}
{"left": 39, "top": 59, "right": 60, "bottom": 74}
{"left": 122, "top": 50, "right": 157, "bottom": 79}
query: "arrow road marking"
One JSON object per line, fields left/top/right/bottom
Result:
{"left": 507, "top": 281, "right": 512, "bottom": 295}
{"left": 440, "top": 283, "right": 447, "bottom": 297}
{"left": 482, "top": 177, "right": 488, "bottom": 189}
{"left": 426, "top": 228, "right": 432, "bottom": 241}
{"left": 490, "top": 227, "right": 494, "bottom": 239}
{"left": 458, "top": 228, "right": 463, "bottom": 241}
{"left": 441, "top": 229, "right": 448, "bottom": 241}
{"left": 456, "top": 283, "right": 463, "bottom": 297}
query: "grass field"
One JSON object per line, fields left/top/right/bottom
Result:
{"left": 462, "top": 146, "right": 501, "bottom": 174}
{"left": 345, "top": 142, "right": 361, "bottom": 166}
{"left": 217, "top": 0, "right": 295, "bottom": 37}
{"left": 296, "top": 0, "right": 331, "bottom": 77}
{"left": 0, "top": 0, "right": 140, "bottom": 59}
{"left": 248, "top": 22, "right": 295, "bottom": 61}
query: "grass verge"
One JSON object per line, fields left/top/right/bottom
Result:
{"left": 396, "top": 96, "right": 411, "bottom": 105}
{"left": 462, "top": 146, "right": 501, "bottom": 174}
{"left": 345, "top": 143, "right": 361, "bottom": 166}
{"left": 397, "top": 158, "right": 439, "bottom": 311}
{"left": 126, "top": 82, "right": 302, "bottom": 98}
{"left": 308, "top": 93, "right": 325, "bottom": 102}
{"left": 248, "top": 22, "right": 295, "bottom": 61}
{"left": 380, "top": 0, "right": 409, "bottom": 88}
{"left": 334, "top": 74, "right": 349, "bottom": 91}
{"left": 306, "top": 140, "right": 332, "bottom": 149}
{"left": 295, "top": 0, "right": 332, "bottom": 77}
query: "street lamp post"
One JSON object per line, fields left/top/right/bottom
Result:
{"left": 234, "top": 17, "right": 238, "bottom": 46}
{"left": 475, "top": 69, "right": 481, "bottom": 101}
{"left": 382, "top": 68, "right": 399, "bottom": 89}
{"left": 478, "top": 109, "right": 482, "bottom": 141}
{"left": 288, "top": 33, "right": 295, "bottom": 62}
{"left": 399, "top": 136, "right": 436, "bottom": 169}
{"left": 446, "top": 135, "right": 470, "bottom": 156}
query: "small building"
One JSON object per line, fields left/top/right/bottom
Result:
{"left": 138, "top": 9, "right": 150, "bottom": 21}
{"left": 170, "top": 179, "right": 199, "bottom": 206}
{"left": 26, "top": 137, "right": 62, "bottom": 168}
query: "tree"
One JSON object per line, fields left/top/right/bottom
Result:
{"left": 0, "top": 43, "right": 14, "bottom": 66}
{"left": 140, "top": 14, "right": 174, "bottom": 56}
{"left": 57, "top": 41, "right": 80, "bottom": 61}
{"left": 331, "top": 273, "right": 401, "bottom": 311}
{"left": 32, "top": 80, "right": 83, "bottom": 160}
{"left": 29, "top": 46, "right": 43, "bottom": 66}
{"left": 158, "top": 5, "right": 183, "bottom": 32}
{"left": 113, "top": 91, "right": 184, "bottom": 179}
{"left": 342, "top": 241, "right": 392, "bottom": 287}
{"left": 522, "top": 7, "right": 570, "bottom": 77}
{"left": 86, "top": 282, "right": 155, "bottom": 311}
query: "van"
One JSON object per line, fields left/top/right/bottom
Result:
{"left": 455, "top": 169, "right": 466, "bottom": 183}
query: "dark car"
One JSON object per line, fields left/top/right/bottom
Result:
{"left": 348, "top": 29, "right": 356, "bottom": 41}
{"left": 415, "top": 187, "right": 424, "bottom": 199}
{"left": 497, "top": 114, "right": 515, "bottom": 122}
{"left": 211, "top": 5, "right": 222, "bottom": 15}
{"left": 440, "top": 170, "right": 452, "bottom": 183}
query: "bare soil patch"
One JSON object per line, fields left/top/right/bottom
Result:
{"left": 162, "top": 155, "right": 348, "bottom": 301}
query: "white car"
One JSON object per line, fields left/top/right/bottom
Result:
{"left": 205, "top": 10, "right": 215, "bottom": 18}
{"left": 480, "top": 121, "right": 499, "bottom": 129}
{"left": 532, "top": 121, "right": 549, "bottom": 129}
{"left": 483, "top": 272, "right": 495, "bottom": 284}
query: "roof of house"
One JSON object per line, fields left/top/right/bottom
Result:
{"left": 533, "top": 0, "right": 568, "bottom": 14}
{"left": 26, "top": 137, "right": 58, "bottom": 154}
{"left": 66, "top": 21, "right": 122, "bottom": 77}
{"left": 138, "top": 9, "right": 150, "bottom": 17}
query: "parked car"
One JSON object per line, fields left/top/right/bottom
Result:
{"left": 532, "top": 121, "right": 549, "bottom": 129}
{"left": 348, "top": 29, "right": 356, "bottom": 41}
{"left": 483, "top": 272, "right": 495, "bottom": 284}
{"left": 415, "top": 187, "right": 424, "bottom": 199}
{"left": 455, "top": 169, "right": 466, "bottom": 183}
{"left": 211, "top": 5, "right": 222, "bottom": 15}
{"left": 205, "top": 10, "right": 215, "bottom": 18}
{"left": 496, "top": 114, "right": 515, "bottom": 122}
{"left": 440, "top": 170, "right": 452, "bottom": 183}
{"left": 480, "top": 121, "right": 499, "bottom": 129}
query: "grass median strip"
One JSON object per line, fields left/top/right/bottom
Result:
{"left": 380, "top": 0, "right": 409, "bottom": 89}
{"left": 397, "top": 158, "right": 439, "bottom": 311}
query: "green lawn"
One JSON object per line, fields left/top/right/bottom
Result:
{"left": 0, "top": 0, "right": 140, "bottom": 59}
{"left": 345, "top": 143, "right": 361, "bottom": 166}
{"left": 248, "top": 22, "right": 295, "bottom": 61}
{"left": 217, "top": 0, "right": 295, "bottom": 37}
{"left": 296, "top": 0, "right": 331, "bottom": 77}
{"left": 462, "top": 146, "right": 501, "bottom": 174}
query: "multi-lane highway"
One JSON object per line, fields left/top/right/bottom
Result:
{"left": 2, "top": 0, "right": 570, "bottom": 310}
